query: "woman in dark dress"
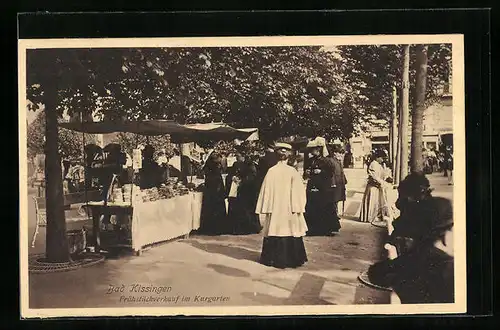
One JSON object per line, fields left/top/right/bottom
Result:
{"left": 369, "top": 193, "right": 454, "bottom": 304}
{"left": 198, "top": 152, "right": 230, "bottom": 235}
{"left": 304, "top": 142, "right": 339, "bottom": 235}
{"left": 387, "top": 172, "right": 439, "bottom": 255}
{"left": 227, "top": 157, "right": 262, "bottom": 235}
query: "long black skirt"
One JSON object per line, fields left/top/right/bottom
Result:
{"left": 198, "top": 195, "right": 229, "bottom": 235}
{"left": 227, "top": 197, "right": 262, "bottom": 235}
{"left": 305, "top": 190, "right": 341, "bottom": 236}
{"left": 260, "top": 236, "right": 308, "bottom": 269}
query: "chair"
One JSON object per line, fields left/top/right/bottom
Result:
{"left": 30, "top": 195, "right": 95, "bottom": 248}
{"left": 31, "top": 196, "right": 47, "bottom": 248}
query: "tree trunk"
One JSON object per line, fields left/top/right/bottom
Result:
{"left": 390, "top": 85, "right": 398, "bottom": 179}
{"left": 399, "top": 45, "right": 411, "bottom": 182}
{"left": 44, "top": 92, "right": 71, "bottom": 262}
{"left": 410, "top": 45, "right": 429, "bottom": 173}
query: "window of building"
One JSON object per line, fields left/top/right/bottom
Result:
{"left": 371, "top": 136, "right": 389, "bottom": 142}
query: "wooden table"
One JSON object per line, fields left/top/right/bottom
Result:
{"left": 86, "top": 202, "right": 133, "bottom": 253}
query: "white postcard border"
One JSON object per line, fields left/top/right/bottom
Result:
{"left": 18, "top": 34, "right": 467, "bottom": 318}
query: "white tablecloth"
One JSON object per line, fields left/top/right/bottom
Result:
{"left": 132, "top": 194, "right": 192, "bottom": 251}
{"left": 191, "top": 192, "right": 203, "bottom": 231}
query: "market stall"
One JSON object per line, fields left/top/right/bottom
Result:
{"left": 59, "top": 120, "right": 257, "bottom": 255}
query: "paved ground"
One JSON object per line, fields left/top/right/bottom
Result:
{"left": 25, "top": 169, "right": 453, "bottom": 309}
{"left": 29, "top": 220, "right": 388, "bottom": 308}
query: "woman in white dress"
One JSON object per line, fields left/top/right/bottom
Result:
{"left": 359, "top": 149, "right": 389, "bottom": 223}
{"left": 255, "top": 143, "right": 308, "bottom": 268}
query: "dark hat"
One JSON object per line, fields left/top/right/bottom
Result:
{"left": 143, "top": 144, "right": 155, "bottom": 152}
{"left": 84, "top": 143, "right": 102, "bottom": 153}
{"left": 398, "top": 172, "right": 431, "bottom": 196}
{"left": 429, "top": 196, "right": 454, "bottom": 231}
{"left": 103, "top": 143, "right": 122, "bottom": 152}
{"left": 373, "top": 149, "right": 386, "bottom": 158}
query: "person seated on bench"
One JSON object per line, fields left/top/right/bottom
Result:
{"left": 387, "top": 172, "right": 436, "bottom": 255}
{"left": 367, "top": 195, "right": 454, "bottom": 304}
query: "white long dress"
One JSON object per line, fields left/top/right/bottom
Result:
{"left": 255, "top": 160, "right": 308, "bottom": 237}
{"left": 359, "top": 160, "right": 386, "bottom": 223}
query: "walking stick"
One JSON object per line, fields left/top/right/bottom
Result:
{"left": 342, "top": 200, "right": 345, "bottom": 216}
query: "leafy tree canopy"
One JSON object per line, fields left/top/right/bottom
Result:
{"left": 27, "top": 46, "right": 360, "bottom": 142}
{"left": 337, "top": 44, "right": 452, "bottom": 129}
{"left": 27, "top": 111, "right": 97, "bottom": 161}
{"left": 26, "top": 44, "right": 451, "bottom": 143}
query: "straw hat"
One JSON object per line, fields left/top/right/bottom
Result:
{"left": 306, "top": 139, "right": 322, "bottom": 148}
{"left": 274, "top": 142, "right": 293, "bottom": 150}
{"left": 306, "top": 137, "right": 329, "bottom": 157}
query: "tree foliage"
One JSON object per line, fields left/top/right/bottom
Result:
{"left": 337, "top": 44, "right": 452, "bottom": 126}
{"left": 27, "top": 111, "right": 97, "bottom": 161}
{"left": 26, "top": 46, "right": 361, "bottom": 142}
{"left": 113, "top": 133, "right": 176, "bottom": 159}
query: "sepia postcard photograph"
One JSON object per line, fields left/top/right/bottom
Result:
{"left": 18, "top": 34, "right": 466, "bottom": 318}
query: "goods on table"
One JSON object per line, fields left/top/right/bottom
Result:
{"left": 194, "top": 183, "right": 205, "bottom": 192}
{"left": 123, "top": 184, "right": 133, "bottom": 203}
{"left": 158, "top": 185, "right": 175, "bottom": 199}
{"left": 139, "top": 181, "right": 193, "bottom": 202}
{"left": 174, "top": 182, "right": 190, "bottom": 196}
{"left": 142, "top": 187, "right": 160, "bottom": 202}
{"left": 111, "top": 187, "right": 124, "bottom": 203}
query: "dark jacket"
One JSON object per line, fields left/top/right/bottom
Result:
{"left": 257, "top": 151, "right": 278, "bottom": 185}
{"left": 139, "top": 161, "right": 162, "bottom": 190}
{"left": 330, "top": 157, "right": 348, "bottom": 202}
{"left": 368, "top": 245, "right": 454, "bottom": 304}
{"left": 391, "top": 196, "right": 452, "bottom": 244}
{"left": 304, "top": 155, "right": 334, "bottom": 192}
{"left": 225, "top": 161, "right": 246, "bottom": 197}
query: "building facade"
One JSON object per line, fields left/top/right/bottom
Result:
{"left": 349, "top": 94, "right": 453, "bottom": 167}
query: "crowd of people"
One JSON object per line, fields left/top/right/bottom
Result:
{"left": 197, "top": 138, "right": 349, "bottom": 269}
{"left": 194, "top": 140, "right": 455, "bottom": 305}
{"left": 30, "top": 134, "right": 455, "bottom": 304}
{"left": 422, "top": 144, "right": 454, "bottom": 186}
